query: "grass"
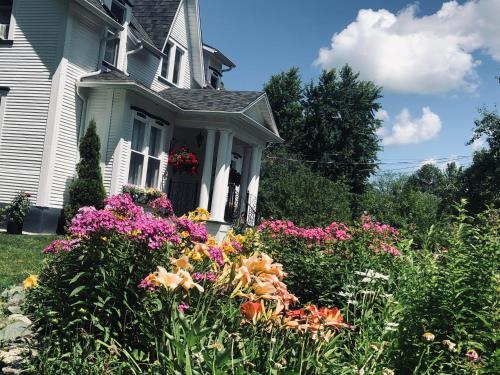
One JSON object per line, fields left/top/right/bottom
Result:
{"left": 0, "top": 233, "right": 58, "bottom": 291}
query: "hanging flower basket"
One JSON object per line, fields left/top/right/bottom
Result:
{"left": 168, "top": 147, "right": 200, "bottom": 174}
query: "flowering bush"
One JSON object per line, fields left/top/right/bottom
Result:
{"left": 258, "top": 217, "right": 404, "bottom": 305}
{"left": 167, "top": 146, "right": 199, "bottom": 173}
{"left": 22, "top": 196, "right": 498, "bottom": 373}
{"left": 24, "top": 194, "right": 350, "bottom": 373}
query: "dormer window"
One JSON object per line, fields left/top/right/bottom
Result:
{"left": 209, "top": 67, "right": 222, "bottom": 90}
{"left": 110, "top": 0, "right": 126, "bottom": 24}
{"left": 103, "top": 30, "right": 119, "bottom": 67}
{"left": 160, "top": 41, "right": 185, "bottom": 86}
{"left": 0, "top": 0, "right": 13, "bottom": 40}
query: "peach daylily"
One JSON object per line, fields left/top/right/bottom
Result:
{"left": 170, "top": 256, "right": 193, "bottom": 271}
{"left": 178, "top": 270, "right": 204, "bottom": 292}
{"left": 154, "top": 266, "right": 182, "bottom": 290}
{"left": 253, "top": 281, "right": 277, "bottom": 299}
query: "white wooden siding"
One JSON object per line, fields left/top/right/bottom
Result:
{"left": 49, "top": 10, "right": 104, "bottom": 207}
{"left": 0, "top": 0, "right": 66, "bottom": 204}
{"left": 168, "top": 0, "right": 192, "bottom": 88}
{"left": 127, "top": 49, "right": 169, "bottom": 92}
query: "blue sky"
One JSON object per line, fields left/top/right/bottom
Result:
{"left": 199, "top": 0, "right": 499, "bottom": 173}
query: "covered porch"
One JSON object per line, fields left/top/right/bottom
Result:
{"left": 77, "top": 71, "right": 282, "bottom": 238}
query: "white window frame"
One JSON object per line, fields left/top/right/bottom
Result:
{"left": 0, "top": 88, "right": 8, "bottom": 142}
{"left": 127, "top": 111, "right": 166, "bottom": 189}
{"left": 0, "top": 0, "right": 15, "bottom": 41}
{"left": 103, "top": 29, "right": 120, "bottom": 67}
{"left": 159, "top": 40, "right": 186, "bottom": 87}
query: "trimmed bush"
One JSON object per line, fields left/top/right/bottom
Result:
{"left": 64, "top": 120, "right": 106, "bottom": 223}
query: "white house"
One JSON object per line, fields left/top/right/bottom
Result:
{"left": 0, "top": 0, "right": 281, "bottom": 236}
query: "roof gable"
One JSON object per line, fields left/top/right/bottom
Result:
{"left": 132, "top": 0, "right": 181, "bottom": 49}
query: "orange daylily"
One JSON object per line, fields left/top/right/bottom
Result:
{"left": 240, "top": 300, "right": 264, "bottom": 321}
{"left": 170, "top": 256, "right": 193, "bottom": 271}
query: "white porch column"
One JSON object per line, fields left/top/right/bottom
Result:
{"left": 246, "top": 145, "right": 263, "bottom": 226}
{"left": 210, "top": 130, "right": 232, "bottom": 221}
{"left": 198, "top": 129, "right": 216, "bottom": 209}
{"left": 238, "top": 146, "right": 252, "bottom": 215}
{"left": 223, "top": 132, "right": 234, "bottom": 183}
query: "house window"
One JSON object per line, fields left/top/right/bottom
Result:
{"left": 209, "top": 68, "right": 222, "bottom": 90}
{"left": 0, "top": 0, "right": 13, "bottom": 40}
{"left": 159, "top": 42, "right": 185, "bottom": 86}
{"left": 128, "top": 113, "right": 165, "bottom": 188}
{"left": 103, "top": 30, "right": 119, "bottom": 67}
{"left": 110, "top": 0, "right": 126, "bottom": 24}
{"left": 160, "top": 43, "right": 172, "bottom": 79}
{"left": 0, "top": 88, "right": 8, "bottom": 140}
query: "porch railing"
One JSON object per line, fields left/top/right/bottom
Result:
{"left": 224, "top": 185, "right": 258, "bottom": 227}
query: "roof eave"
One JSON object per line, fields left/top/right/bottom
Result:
{"left": 76, "top": 80, "right": 282, "bottom": 142}
{"left": 73, "top": 0, "right": 124, "bottom": 30}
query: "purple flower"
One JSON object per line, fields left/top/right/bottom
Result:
{"left": 208, "top": 246, "right": 224, "bottom": 266}
{"left": 149, "top": 196, "right": 174, "bottom": 217}
{"left": 43, "top": 238, "right": 80, "bottom": 254}
{"left": 178, "top": 303, "right": 190, "bottom": 313}
{"left": 192, "top": 272, "right": 218, "bottom": 282}
{"left": 174, "top": 217, "right": 208, "bottom": 243}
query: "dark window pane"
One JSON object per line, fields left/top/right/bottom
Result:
{"left": 0, "top": 0, "right": 12, "bottom": 37}
{"left": 128, "top": 152, "right": 144, "bottom": 185}
{"left": 149, "top": 126, "right": 161, "bottom": 156}
{"left": 172, "top": 48, "right": 183, "bottom": 85}
{"left": 104, "top": 35, "right": 119, "bottom": 65}
{"left": 110, "top": 1, "right": 125, "bottom": 24}
{"left": 146, "top": 158, "right": 160, "bottom": 188}
{"left": 161, "top": 44, "right": 171, "bottom": 78}
{"left": 210, "top": 73, "right": 218, "bottom": 89}
{"left": 131, "top": 119, "right": 145, "bottom": 151}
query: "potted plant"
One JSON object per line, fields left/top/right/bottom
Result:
{"left": 4, "top": 191, "right": 32, "bottom": 234}
{"left": 167, "top": 147, "right": 200, "bottom": 174}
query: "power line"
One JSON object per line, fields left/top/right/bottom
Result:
{"left": 265, "top": 155, "right": 472, "bottom": 166}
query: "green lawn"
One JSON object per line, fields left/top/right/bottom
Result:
{"left": 0, "top": 233, "right": 58, "bottom": 291}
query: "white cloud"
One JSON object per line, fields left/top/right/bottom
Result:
{"left": 375, "top": 109, "right": 390, "bottom": 122}
{"left": 314, "top": 0, "right": 500, "bottom": 94}
{"left": 381, "top": 106, "right": 442, "bottom": 145}
{"left": 470, "top": 137, "right": 486, "bottom": 151}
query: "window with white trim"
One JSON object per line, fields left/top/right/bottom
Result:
{"left": 0, "top": 0, "right": 12, "bottom": 40}
{"left": 128, "top": 112, "right": 165, "bottom": 188}
{"left": 102, "top": 1, "right": 126, "bottom": 67}
{"left": 160, "top": 41, "right": 185, "bottom": 86}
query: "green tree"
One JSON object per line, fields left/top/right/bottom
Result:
{"left": 65, "top": 120, "right": 106, "bottom": 221}
{"left": 258, "top": 153, "right": 352, "bottom": 227}
{"left": 463, "top": 107, "right": 500, "bottom": 213}
{"left": 301, "top": 65, "right": 383, "bottom": 196}
{"left": 263, "top": 67, "right": 304, "bottom": 153}
{"left": 407, "top": 163, "right": 444, "bottom": 195}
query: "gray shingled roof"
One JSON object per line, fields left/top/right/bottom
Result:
{"left": 81, "top": 71, "right": 265, "bottom": 112}
{"left": 158, "top": 88, "right": 263, "bottom": 112}
{"left": 132, "top": 0, "right": 181, "bottom": 50}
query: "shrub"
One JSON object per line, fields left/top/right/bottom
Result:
{"left": 64, "top": 120, "right": 106, "bottom": 223}
{"left": 25, "top": 195, "right": 349, "bottom": 374}
{"left": 259, "top": 156, "right": 352, "bottom": 226}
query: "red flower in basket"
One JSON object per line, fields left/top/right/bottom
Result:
{"left": 168, "top": 147, "right": 200, "bottom": 174}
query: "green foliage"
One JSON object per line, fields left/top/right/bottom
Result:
{"left": 360, "top": 173, "right": 441, "bottom": 242}
{"left": 3, "top": 191, "right": 32, "bottom": 225}
{"left": 263, "top": 67, "right": 304, "bottom": 153}
{"left": 263, "top": 65, "right": 382, "bottom": 198}
{"left": 122, "top": 185, "right": 163, "bottom": 205}
{"left": 395, "top": 204, "right": 500, "bottom": 373}
{"left": 302, "top": 66, "right": 382, "bottom": 196}
{"left": 65, "top": 120, "right": 106, "bottom": 221}
{"left": 462, "top": 107, "right": 500, "bottom": 214}
{"left": 259, "top": 154, "right": 352, "bottom": 226}
{"left": 0, "top": 191, "right": 31, "bottom": 225}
